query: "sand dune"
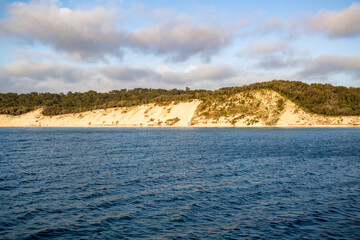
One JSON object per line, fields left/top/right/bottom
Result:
{"left": 1, "top": 90, "right": 359, "bottom": 127}
{"left": 0, "top": 101, "right": 201, "bottom": 127}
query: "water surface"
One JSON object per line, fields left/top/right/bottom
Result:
{"left": 0, "top": 128, "right": 360, "bottom": 239}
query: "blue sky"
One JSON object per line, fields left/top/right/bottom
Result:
{"left": 0, "top": 0, "right": 359, "bottom": 93}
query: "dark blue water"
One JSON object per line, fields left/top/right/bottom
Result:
{"left": 0, "top": 128, "right": 360, "bottom": 239}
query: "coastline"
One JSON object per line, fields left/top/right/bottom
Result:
{"left": 2, "top": 90, "right": 360, "bottom": 128}
{"left": 92, "top": 125, "right": 354, "bottom": 128}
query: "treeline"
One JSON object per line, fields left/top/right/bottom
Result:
{"left": 1, "top": 80, "right": 360, "bottom": 116}
{"left": 217, "top": 80, "right": 360, "bottom": 116}
{"left": 0, "top": 88, "right": 208, "bottom": 115}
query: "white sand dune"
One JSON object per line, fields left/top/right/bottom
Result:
{"left": 1, "top": 90, "right": 359, "bottom": 127}
{"left": 0, "top": 101, "right": 201, "bottom": 127}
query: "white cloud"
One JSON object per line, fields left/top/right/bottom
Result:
{"left": 245, "top": 41, "right": 289, "bottom": 55}
{"left": 243, "top": 41, "right": 308, "bottom": 70}
{"left": 0, "top": 1, "right": 233, "bottom": 62}
{"left": 248, "top": 3, "right": 360, "bottom": 39}
{"left": 257, "top": 56, "right": 306, "bottom": 70}
{"left": 299, "top": 55, "right": 360, "bottom": 78}
{"left": 0, "top": 2, "right": 124, "bottom": 62}
{"left": 308, "top": 3, "right": 360, "bottom": 37}
{"left": 0, "top": 59, "right": 238, "bottom": 92}
{"left": 130, "top": 23, "right": 232, "bottom": 62}
{"left": 184, "top": 64, "right": 235, "bottom": 80}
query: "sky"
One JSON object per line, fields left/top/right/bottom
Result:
{"left": 0, "top": 0, "right": 359, "bottom": 93}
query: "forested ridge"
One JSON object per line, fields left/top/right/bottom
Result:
{"left": 1, "top": 80, "right": 360, "bottom": 116}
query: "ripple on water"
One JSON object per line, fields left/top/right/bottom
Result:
{"left": 0, "top": 128, "right": 360, "bottom": 239}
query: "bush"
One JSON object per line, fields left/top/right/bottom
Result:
{"left": 1, "top": 80, "right": 360, "bottom": 116}
{"left": 165, "top": 117, "right": 180, "bottom": 125}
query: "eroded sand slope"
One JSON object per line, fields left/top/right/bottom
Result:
{"left": 1, "top": 90, "right": 359, "bottom": 127}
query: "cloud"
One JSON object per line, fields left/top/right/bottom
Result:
{"left": 130, "top": 23, "right": 232, "bottom": 62}
{"left": 184, "top": 65, "right": 235, "bottom": 80}
{"left": 257, "top": 56, "right": 306, "bottom": 70}
{"left": 245, "top": 41, "right": 289, "bottom": 56}
{"left": 0, "top": 1, "right": 233, "bottom": 62}
{"left": 99, "top": 65, "right": 155, "bottom": 83}
{"left": 248, "top": 3, "right": 360, "bottom": 39}
{"left": 4, "top": 59, "right": 92, "bottom": 83}
{"left": 0, "top": 59, "right": 238, "bottom": 93}
{"left": 308, "top": 3, "right": 360, "bottom": 37}
{"left": 298, "top": 55, "right": 360, "bottom": 79}
{"left": 0, "top": 1, "right": 125, "bottom": 62}
{"left": 100, "top": 64, "right": 236, "bottom": 86}
{"left": 243, "top": 41, "right": 308, "bottom": 70}
{"left": 0, "top": 59, "right": 101, "bottom": 93}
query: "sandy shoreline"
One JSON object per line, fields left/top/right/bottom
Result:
{"left": 1, "top": 123, "right": 360, "bottom": 128}
{"left": 1, "top": 90, "right": 360, "bottom": 128}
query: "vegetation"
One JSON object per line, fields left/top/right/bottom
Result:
{"left": 218, "top": 80, "right": 360, "bottom": 116}
{"left": 1, "top": 80, "right": 360, "bottom": 116}
{"left": 277, "top": 98, "right": 285, "bottom": 111}
{"left": 165, "top": 117, "right": 180, "bottom": 126}
{"left": 0, "top": 89, "right": 207, "bottom": 115}
{"left": 192, "top": 90, "right": 282, "bottom": 126}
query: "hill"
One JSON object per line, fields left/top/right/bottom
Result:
{"left": 1, "top": 88, "right": 360, "bottom": 127}
{"left": 1, "top": 80, "right": 360, "bottom": 117}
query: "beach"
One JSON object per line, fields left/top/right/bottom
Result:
{"left": 1, "top": 90, "right": 360, "bottom": 128}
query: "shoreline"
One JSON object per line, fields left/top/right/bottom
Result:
{"left": 1, "top": 124, "right": 359, "bottom": 129}
{"left": 1, "top": 90, "right": 360, "bottom": 128}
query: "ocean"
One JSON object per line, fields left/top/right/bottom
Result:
{"left": 0, "top": 128, "right": 359, "bottom": 239}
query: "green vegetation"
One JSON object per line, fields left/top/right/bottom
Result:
{"left": 1, "top": 80, "right": 360, "bottom": 116}
{"left": 165, "top": 117, "right": 180, "bottom": 126}
{"left": 0, "top": 89, "right": 206, "bottom": 115}
{"left": 277, "top": 98, "right": 284, "bottom": 111}
{"left": 218, "top": 80, "right": 360, "bottom": 116}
